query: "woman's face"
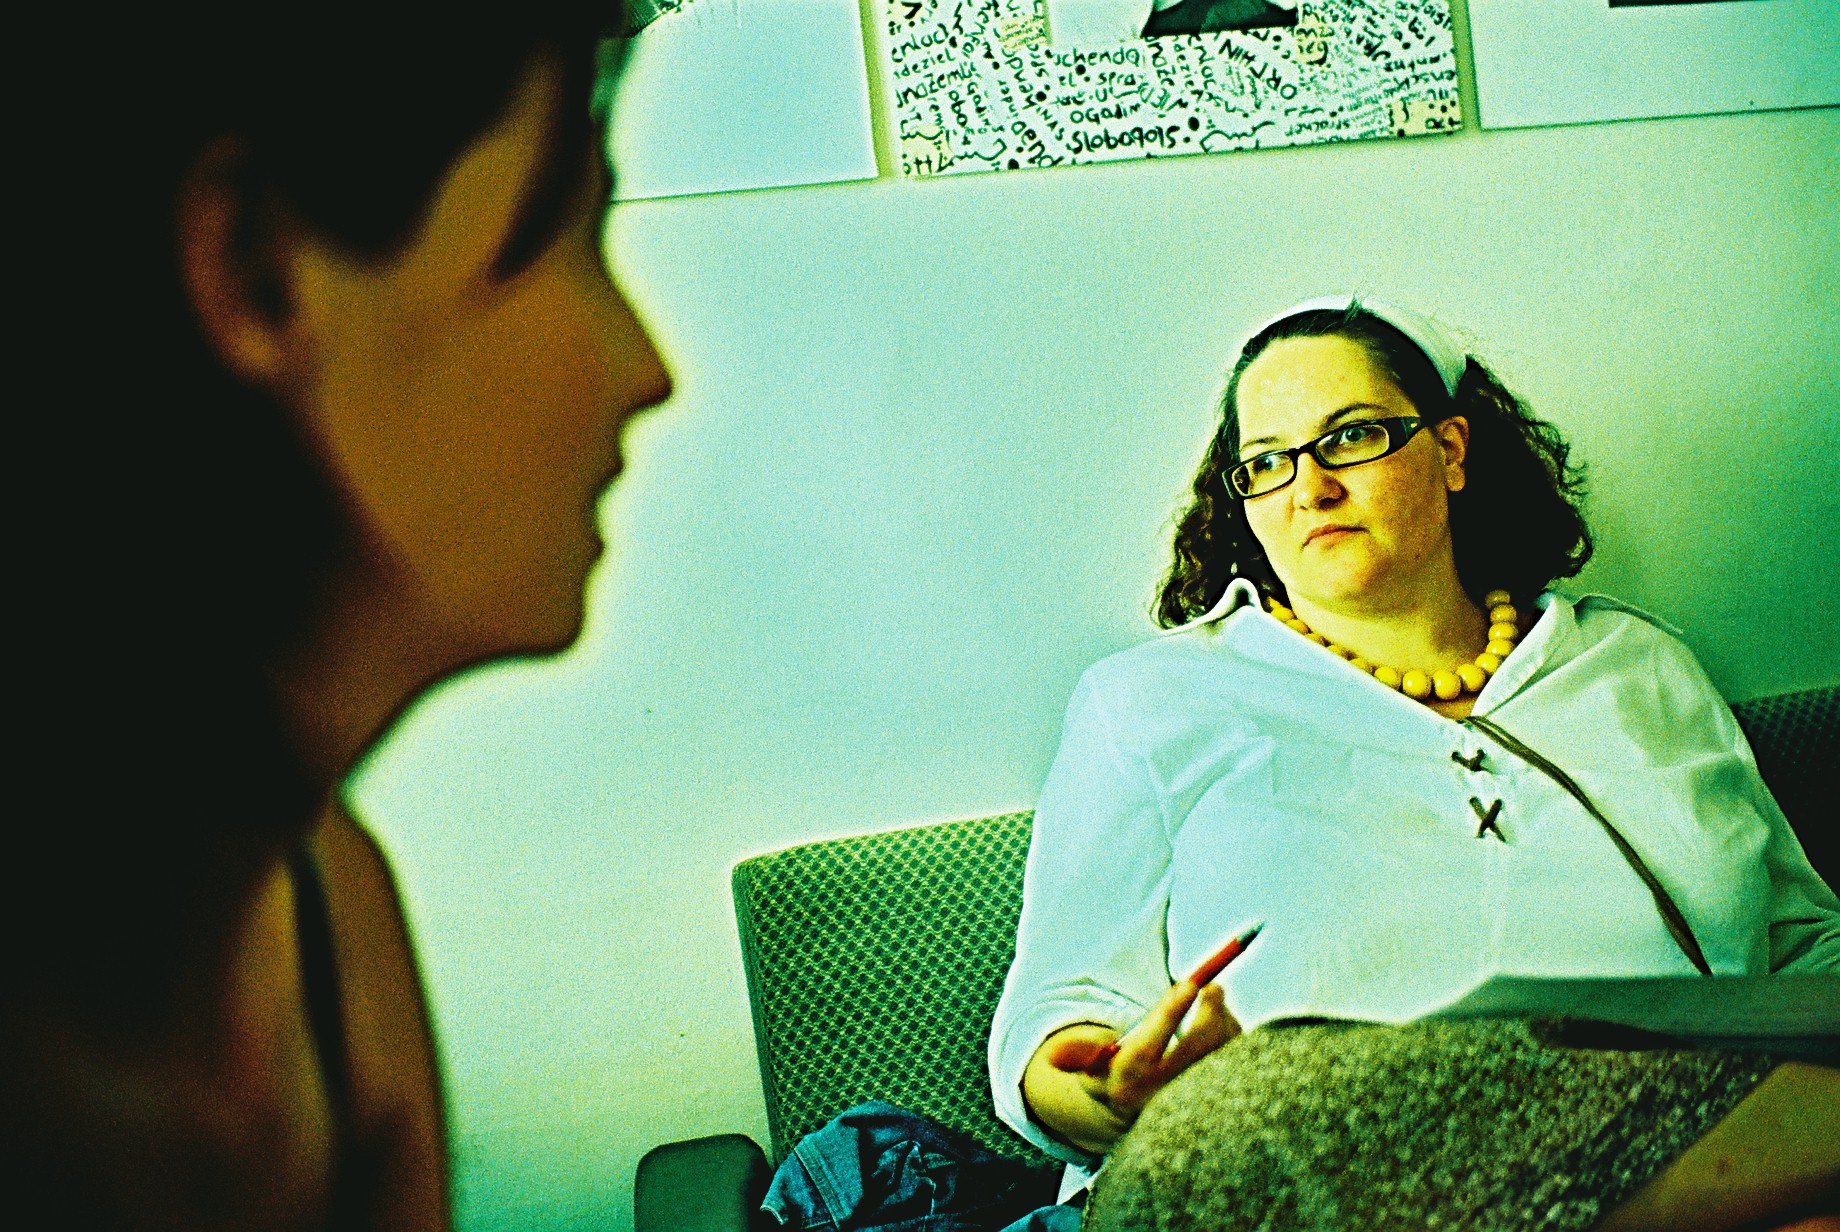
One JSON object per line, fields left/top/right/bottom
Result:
{"left": 288, "top": 58, "right": 671, "bottom": 666}
{"left": 1234, "top": 334, "right": 1466, "bottom": 614}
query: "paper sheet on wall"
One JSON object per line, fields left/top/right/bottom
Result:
{"left": 882, "top": 0, "right": 1460, "bottom": 178}
{"left": 1466, "top": 0, "right": 1840, "bottom": 130}
{"left": 610, "top": 0, "right": 879, "bottom": 200}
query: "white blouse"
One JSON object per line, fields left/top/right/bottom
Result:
{"left": 988, "top": 581, "right": 1839, "bottom": 1162}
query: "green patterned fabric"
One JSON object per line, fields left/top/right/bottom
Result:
{"left": 1733, "top": 684, "right": 1837, "bottom": 887}
{"left": 729, "top": 687, "right": 1835, "bottom": 1171}
{"left": 732, "top": 811, "right": 1056, "bottom": 1168}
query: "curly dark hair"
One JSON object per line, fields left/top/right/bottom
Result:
{"left": 1154, "top": 304, "right": 1592, "bottom": 627}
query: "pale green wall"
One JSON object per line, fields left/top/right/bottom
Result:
{"left": 349, "top": 52, "right": 1840, "bottom": 1232}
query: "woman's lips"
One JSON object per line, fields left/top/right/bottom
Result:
{"left": 1304, "top": 525, "right": 1360, "bottom": 548}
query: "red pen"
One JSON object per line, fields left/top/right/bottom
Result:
{"left": 1187, "top": 920, "right": 1265, "bottom": 987}
{"left": 1049, "top": 921, "right": 1265, "bottom": 1078}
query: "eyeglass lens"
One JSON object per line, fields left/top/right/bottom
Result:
{"left": 1231, "top": 420, "right": 1409, "bottom": 497}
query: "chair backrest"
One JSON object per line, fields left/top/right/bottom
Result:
{"left": 732, "top": 810, "right": 1057, "bottom": 1168}
{"left": 731, "top": 685, "right": 1836, "bottom": 1167}
{"left": 1732, "top": 684, "right": 1837, "bottom": 888}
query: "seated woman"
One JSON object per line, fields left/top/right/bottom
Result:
{"left": 987, "top": 296, "right": 1839, "bottom": 1231}
{"left": 4, "top": 3, "right": 669, "bottom": 1228}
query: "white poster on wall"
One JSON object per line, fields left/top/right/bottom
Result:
{"left": 885, "top": 0, "right": 1462, "bottom": 178}
{"left": 609, "top": 0, "right": 879, "bottom": 200}
{"left": 1467, "top": 0, "right": 1840, "bottom": 130}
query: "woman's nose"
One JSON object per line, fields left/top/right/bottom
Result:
{"left": 1290, "top": 453, "right": 1344, "bottom": 508}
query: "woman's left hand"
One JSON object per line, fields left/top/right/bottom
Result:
{"left": 1082, "top": 977, "right": 1239, "bottom": 1118}
{"left": 1027, "top": 977, "right": 1239, "bottom": 1154}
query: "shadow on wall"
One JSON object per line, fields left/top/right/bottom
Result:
{"left": 1142, "top": 0, "right": 1299, "bottom": 36}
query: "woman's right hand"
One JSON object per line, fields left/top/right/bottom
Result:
{"left": 1019, "top": 977, "right": 1239, "bottom": 1156}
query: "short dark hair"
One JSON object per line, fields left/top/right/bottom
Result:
{"left": 1153, "top": 304, "right": 1592, "bottom": 627}
{"left": 15, "top": 3, "right": 622, "bottom": 1007}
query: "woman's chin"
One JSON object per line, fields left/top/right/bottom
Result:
{"left": 444, "top": 578, "right": 595, "bottom": 670}
{"left": 1280, "top": 570, "right": 1385, "bottom": 612}
{"left": 517, "top": 583, "right": 595, "bottom": 659}
{"left": 515, "top": 534, "right": 603, "bottom": 656}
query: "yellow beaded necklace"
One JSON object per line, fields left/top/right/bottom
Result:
{"left": 1264, "top": 588, "right": 1521, "bottom": 703}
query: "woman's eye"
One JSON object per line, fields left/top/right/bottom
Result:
{"left": 1247, "top": 453, "right": 1282, "bottom": 474}
{"left": 1335, "top": 423, "right": 1383, "bottom": 446}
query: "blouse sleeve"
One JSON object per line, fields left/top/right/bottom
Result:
{"left": 988, "top": 669, "right": 1180, "bottom": 1161}
{"left": 1735, "top": 720, "right": 1840, "bottom": 972}
{"left": 1650, "top": 626, "right": 1840, "bottom": 972}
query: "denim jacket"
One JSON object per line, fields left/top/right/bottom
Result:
{"left": 761, "top": 1101, "right": 1079, "bottom": 1232}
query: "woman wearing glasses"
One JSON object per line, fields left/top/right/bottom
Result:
{"left": 988, "top": 297, "right": 1839, "bottom": 1231}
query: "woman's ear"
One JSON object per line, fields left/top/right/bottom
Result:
{"left": 175, "top": 139, "right": 308, "bottom": 391}
{"left": 1435, "top": 415, "right": 1470, "bottom": 492}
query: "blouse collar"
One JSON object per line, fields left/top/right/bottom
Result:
{"left": 1162, "top": 580, "right": 1585, "bottom": 717}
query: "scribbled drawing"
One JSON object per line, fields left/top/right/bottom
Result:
{"left": 901, "top": 124, "right": 955, "bottom": 176}
{"left": 1292, "top": 8, "right": 1331, "bottom": 63}
{"left": 998, "top": 8, "right": 1053, "bottom": 48}
{"left": 1388, "top": 93, "right": 1460, "bottom": 135}
{"left": 885, "top": 0, "right": 1461, "bottom": 178}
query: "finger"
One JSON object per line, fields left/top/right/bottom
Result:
{"left": 1120, "top": 979, "right": 1201, "bottom": 1061}
{"left": 1047, "top": 1037, "right": 1118, "bottom": 1076}
{"left": 1084, "top": 1040, "right": 1120, "bottom": 1077}
{"left": 1158, "top": 984, "right": 1237, "bottom": 1077}
{"left": 1109, "top": 981, "right": 1201, "bottom": 1102}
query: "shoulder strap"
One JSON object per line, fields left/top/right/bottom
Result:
{"left": 1461, "top": 714, "right": 1712, "bottom": 976}
{"left": 288, "top": 846, "right": 358, "bottom": 1168}
{"left": 1568, "top": 593, "right": 1685, "bottom": 639}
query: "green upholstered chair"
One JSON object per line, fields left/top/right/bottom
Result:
{"left": 633, "top": 685, "right": 1837, "bottom": 1232}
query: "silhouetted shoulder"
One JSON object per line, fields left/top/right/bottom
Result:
{"left": 309, "top": 803, "right": 451, "bottom": 1231}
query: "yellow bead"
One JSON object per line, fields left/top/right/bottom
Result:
{"left": 1488, "top": 622, "right": 1517, "bottom": 642}
{"left": 1373, "top": 664, "right": 1402, "bottom": 689}
{"left": 1488, "top": 604, "right": 1517, "bottom": 625}
{"left": 1306, "top": 631, "right": 1329, "bottom": 646}
{"left": 1475, "top": 652, "right": 1502, "bottom": 675}
{"left": 1401, "top": 669, "right": 1432, "bottom": 699}
{"left": 1486, "top": 638, "right": 1515, "bottom": 658}
{"left": 1286, "top": 618, "right": 1311, "bottom": 634}
{"left": 1432, "top": 669, "right": 1462, "bottom": 701}
{"left": 1456, "top": 663, "right": 1487, "bottom": 692}
{"left": 1328, "top": 643, "right": 1356, "bottom": 659}
{"left": 1484, "top": 589, "right": 1511, "bottom": 607}
{"left": 1348, "top": 657, "right": 1375, "bottom": 674}
{"left": 1268, "top": 602, "right": 1293, "bottom": 621}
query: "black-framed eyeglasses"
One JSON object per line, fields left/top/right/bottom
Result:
{"left": 1228, "top": 417, "right": 1426, "bottom": 498}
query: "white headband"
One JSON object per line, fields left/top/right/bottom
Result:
{"left": 1246, "top": 294, "right": 1469, "bottom": 398}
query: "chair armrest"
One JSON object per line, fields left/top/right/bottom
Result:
{"left": 635, "top": 1133, "right": 773, "bottom": 1232}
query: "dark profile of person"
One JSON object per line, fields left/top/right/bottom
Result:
{"left": 1142, "top": 0, "right": 1299, "bottom": 36}
{"left": 8, "top": 1, "right": 675, "bottom": 1226}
